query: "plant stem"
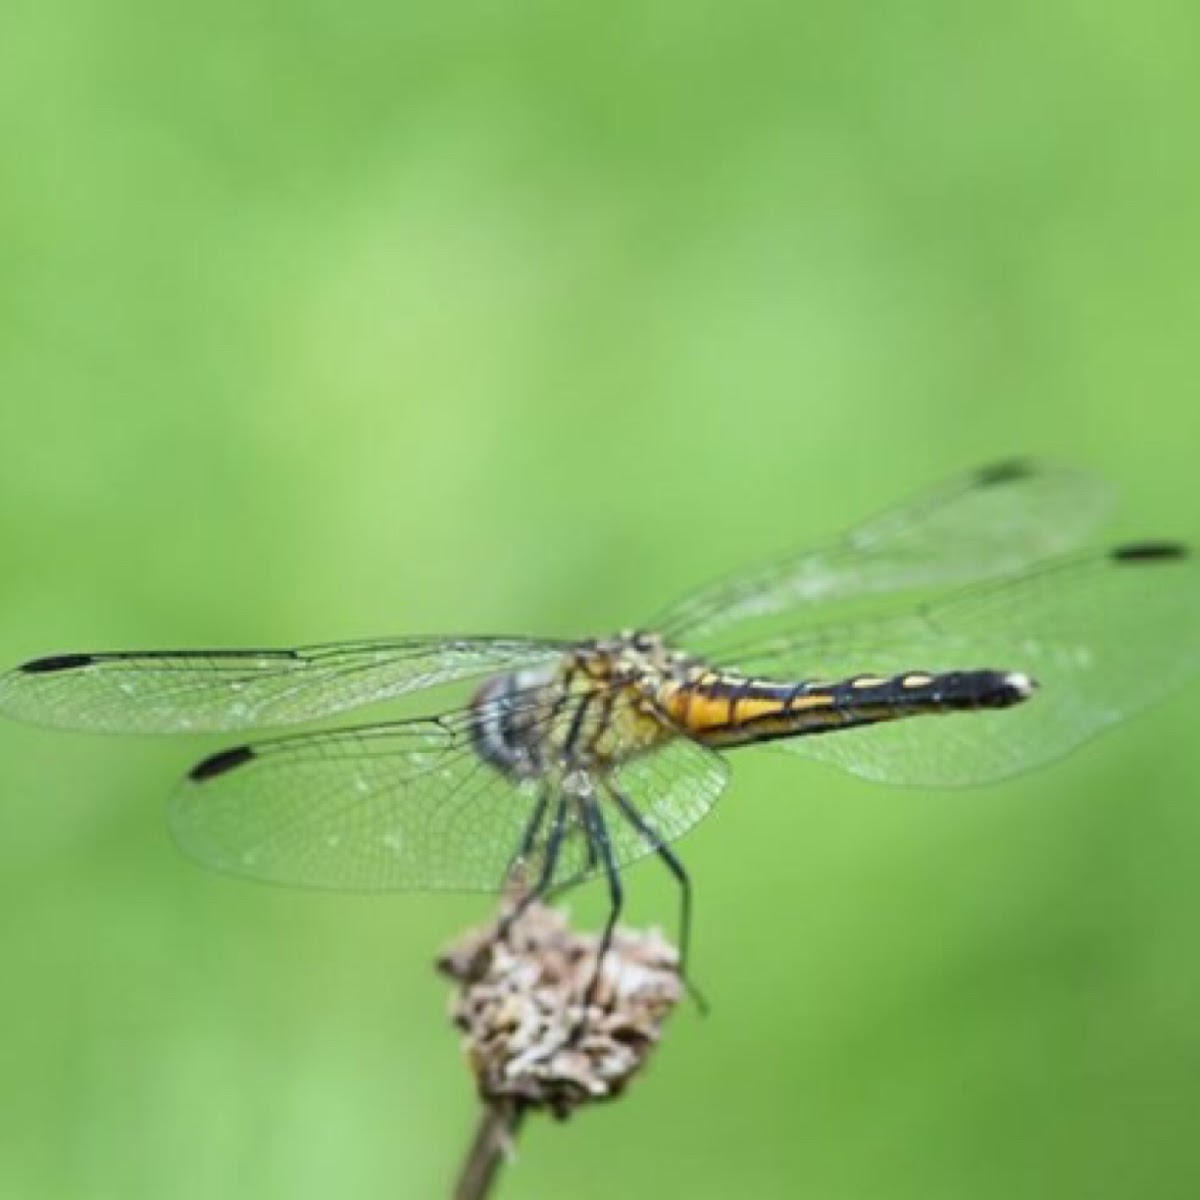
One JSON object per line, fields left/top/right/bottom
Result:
{"left": 453, "top": 1101, "right": 526, "bottom": 1200}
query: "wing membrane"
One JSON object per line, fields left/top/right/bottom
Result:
{"left": 724, "top": 545, "right": 1200, "bottom": 786}
{"left": 0, "top": 637, "right": 564, "bottom": 733}
{"left": 171, "top": 695, "right": 555, "bottom": 892}
{"left": 168, "top": 687, "right": 729, "bottom": 893}
{"left": 654, "top": 460, "right": 1113, "bottom": 647}
{"left": 605, "top": 737, "right": 731, "bottom": 862}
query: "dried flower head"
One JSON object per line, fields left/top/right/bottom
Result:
{"left": 438, "top": 901, "right": 683, "bottom": 1119}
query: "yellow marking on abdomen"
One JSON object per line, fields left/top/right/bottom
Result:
{"left": 670, "top": 691, "right": 751, "bottom": 733}
{"left": 665, "top": 682, "right": 834, "bottom": 738}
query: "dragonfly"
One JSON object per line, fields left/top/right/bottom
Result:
{"left": 3, "top": 460, "right": 1198, "bottom": 1003}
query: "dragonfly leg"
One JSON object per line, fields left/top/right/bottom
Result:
{"left": 607, "top": 781, "right": 708, "bottom": 1014}
{"left": 496, "top": 789, "right": 566, "bottom": 942}
{"left": 502, "top": 786, "right": 551, "bottom": 889}
{"left": 578, "top": 792, "right": 623, "bottom": 1017}
{"left": 544, "top": 825, "right": 599, "bottom": 901}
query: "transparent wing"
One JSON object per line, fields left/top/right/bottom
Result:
{"left": 0, "top": 636, "right": 565, "bottom": 734}
{"left": 170, "top": 694, "right": 557, "bottom": 892}
{"left": 602, "top": 737, "right": 732, "bottom": 865}
{"left": 653, "top": 460, "right": 1114, "bottom": 648}
{"left": 514, "top": 737, "right": 732, "bottom": 888}
{"left": 168, "top": 686, "right": 731, "bottom": 893}
{"left": 724, "top": 544, "right": 1200, "bottom": 787}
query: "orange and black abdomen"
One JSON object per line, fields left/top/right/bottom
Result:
{"left": 662, "top": 668, "right": 1035, "bottom": 749}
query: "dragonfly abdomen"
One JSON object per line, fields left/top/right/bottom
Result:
{"left": 666, "top": 668, "right": 1036, "bottom": 748}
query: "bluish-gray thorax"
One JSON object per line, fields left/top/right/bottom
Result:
{"left": 468, "top": 631, "right": 694, "bottom": 778}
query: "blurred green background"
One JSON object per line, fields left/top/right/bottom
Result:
{"left": 3, "top": 1, "right": 1200, "bottom": 1197}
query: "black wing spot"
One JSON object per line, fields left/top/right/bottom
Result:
{"left": 20, "top": 653, "right": 96, "bottom": 674}
{"left": 189, "top": 744, "right": 255, "bottom": 782}
{"left": 974, "top": 459, "right": 1034, "bottom": 487}
{"left": 1111, "top": 541, "right": 1189, "bottom": 564}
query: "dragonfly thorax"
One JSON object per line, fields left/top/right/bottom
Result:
{"left": 468, "top": 632, "right": 693, "bottom": 780}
